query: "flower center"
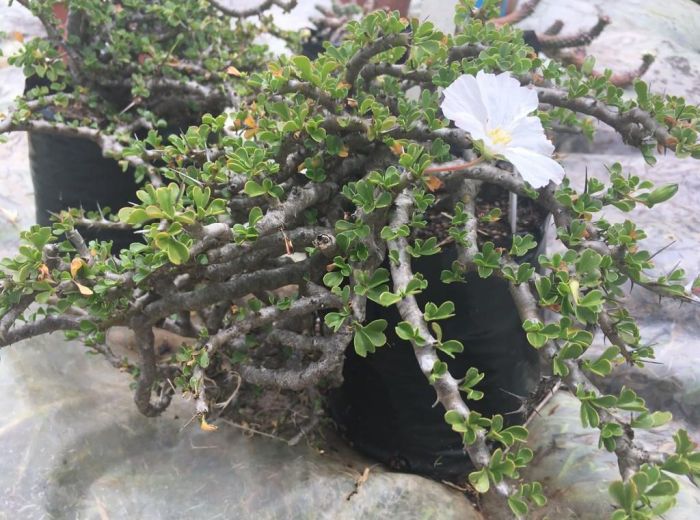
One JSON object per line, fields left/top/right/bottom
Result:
{"left": 487, "top": 127, "right": 512, "bottom": 146}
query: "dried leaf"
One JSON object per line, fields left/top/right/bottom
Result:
{"left": 390, "top": 141, "right": 404, "bottom": 156}
{"left": 74, "top": 281, "right": 94, "bottom": 296}
{"left": 282, "top": 230, "right": 294, "bottom": 255}
{"left": 200, "top": 417, "right": 218, "bottom": 432}
{"left": 243, "top": 114, "right": 258, "bottom": 138}
{"left": 268, "top": 63, "right": 283, "bottom": 78}
{"left": 70, "top": 257, "right": 86, "bottom": 278}
{"left": 0, "top": 207, "right": 19, "bottom": 224}
{"left": 226, "top": 65, "right": 242, "bottom": 77}
{"left": 357, "top": 467, "right": 370, "bottom": 486}
{"left": 338, "top": 146, "right": 349, "bottom": 158}
{"left": 425, "top": 175, "right": 444, "bottom": 192}
{"left": 10, "top": 31, "right": 24, "bottom": 43}
{"left": 37, "top": 263, "right": 52, "bottom": 282}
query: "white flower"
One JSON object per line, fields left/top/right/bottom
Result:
{"left": 441, "top": 71, "right": 565, "bottom": 188}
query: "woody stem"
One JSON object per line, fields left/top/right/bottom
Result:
{"left": 423, "top": 156, "right": 484, "bottom": 174}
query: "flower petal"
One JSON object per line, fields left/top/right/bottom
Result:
{"left": 475, "top": 71, "right": 539, "bottom": 128}
{"left": 441, "top": 74, "right": 487, "bottom": 125}
{"left": 450, "top": 112, "right": 488, "bottom": 142}
{"left": 508, "top": 116, "right": 555, "bottom": 155}
{"left": 501, "top": 147, "right": 565, "bottom": 188}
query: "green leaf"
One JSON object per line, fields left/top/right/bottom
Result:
{"left": 438, "top": 339, "right": 464, "bottom": 358}
{"left": 444, "top": 410, "right": 465, "bottom": 426}
{"left": 631, "top": 411, "right": 673, "bottom": 429}
{"left": 378, "top": 291, "right": 402, "bottom": 306}
{"left": 118, "top": 207, "right": 151, "bottom": 226}
{"left": 508, "top": 497, "right": 528, "bottom": 517}
{"left": 580, "top": 401, "right": 600, "bottom": 428}
{"left": 468, "top": 468, "right": 490, "bottom": 493}
{"left": 424, "top": 301, "right": 455, "bottom": 321}
{"left": 609, "top": 480, "right": 636, "bottom": 511}
{"left": 323, "top": 270, "right": 344, "bottom": 288}
{"left": 646, "top": 184, "right": 678, "bottom": 207}
{"left": 154, "top": 234, "right": 190, "bottom": 265}
{"left": 353, "top": 319, "right": 388, "bottom": 357}
{"left": 324, "top": 312, "right": 347, "bottom": 332}
{"left": 243, "top": 180, "right": 267, "bottom": 197}
{"left": 291, "top": 55, "right": 312, "bottom": 80}
{"left": 577, "top": 289, "right": 605, "bottom": 308}
{"left": 616, "top": 387, "right": 647, "bottom": 412}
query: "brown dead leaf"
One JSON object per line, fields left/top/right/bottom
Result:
{"left": 338, "top": 146, "right": 349, "bottom": 158}
{"left": 10, "top": 31, "right": 24, "bottom": 43}
{"left": 282, "top": 230, "right": 294, "bottom": 255}
{"left": 425, "top": 175, "right": 444, "bottom": 192}
{"left": 243, "top": 114, "right": 258, "bottom": 138}
{"left": 70, "top": 257, "right": 86, "bottom": 278}
{"left": 390, "top": 141, "right": 404, "bottom": 156}
{"left": 200, "top": 416, "right": 218, "bottom": 432}
{"left": 226, "top": 65, "right": 242, "bottom": 77}
{"left": 243, "top": 114, "right": 256, "bottom": 128}
{"left": 37, "top": 263, "right": 52, "bottom": 282}
{"left": 347, "top": 466, "right": 372, "bottom": 500}
{"left": 74, "top": 281, "right": 93, "bottom": 296}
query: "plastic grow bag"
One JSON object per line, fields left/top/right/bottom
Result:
{"left": 330, "top": 244, "right": 541, "bottom": 480}
{"left": 25, "top": 76, "right": 140, "bottom": 252}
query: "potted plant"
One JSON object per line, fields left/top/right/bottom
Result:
{"left": 2, "top": 1, "right": 700, "bottom": 518}
{"left": 7, "top": 0, "right": 303, "bottom": 249}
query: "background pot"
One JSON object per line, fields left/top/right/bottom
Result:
{"left": 28, "top": 131, "right": 140, "bottom": 251}
{"left": 25, "top": 76, "right": 140, "bottom": 251}
{"left": 330, "top": 224, "right": 543, "bottom": 480}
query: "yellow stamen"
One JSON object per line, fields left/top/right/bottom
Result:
{"left": 487, "top": 127, "right": 512, "bottom": 146}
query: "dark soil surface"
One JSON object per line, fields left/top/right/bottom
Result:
{"left": 415, "top": 183, "right": 548, "bottom": 248}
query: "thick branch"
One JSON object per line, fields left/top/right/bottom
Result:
{"left": 131, "top": 317, "right": 173, "bottom": 417}
{"left": 538, "top": 16, "right": 610, "bottom": 50}
{"left": 239, "top": 329, "right": 351, "bottom": 390}
{"left": 205, "top": 292, "right": 341, "bottom": 356}
{"left": 387, "top": 190, "right": 514, "bottom": 502}
{"left": 536, "top": 87, "right": 674, "bottom": 148}
{"left": 345, "top": 32, "right": 411, "bottom": 88}
{"left": 0, "top": 316, "right": 81, "bottom": 348}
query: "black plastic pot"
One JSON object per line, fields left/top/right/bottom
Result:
{"left": 330, "top": 237, "right": 542, "bottom": 480}
{"left": 25, "top": 76, "right": 140, "bottom": 251}
{"left": 28, "top": 131, "right": 141, "bottom": 251}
